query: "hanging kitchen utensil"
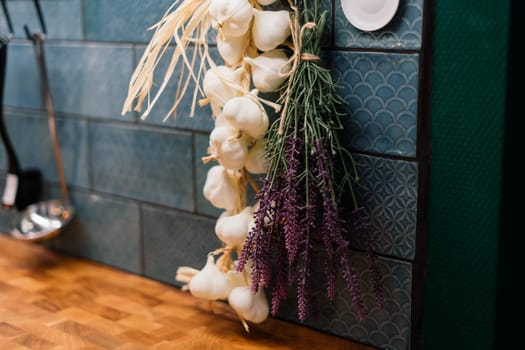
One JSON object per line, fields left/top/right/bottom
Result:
{"left": 0, "top": 0, "right": 43, "bottom": 211}
{"left": 10, "top": 0, "right": 74, "bottom": 242}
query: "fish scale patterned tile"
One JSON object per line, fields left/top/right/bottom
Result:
{"left": 90, "top": 123, "right": 194, "bottom": 210}
{"left": 51, "top": 189, "right": 142, "bottom": 274}
{"left": 0, "top": 0, "right": 82, "bottom": 41}
{"left": 353, "top": 154, "right": 418, "bottom": 260}
{"left": 334, "top": 0, "right": 423, "bottom": 50}
{"left": 277, "top": 252, "right": 412, "bottom": 350}
{"left": 142, "top": 204, "right": 219, "bottom": 286}
{"left": 0, "top": 111, "right": 89, "bottom": 189}
{"left": 330, "top": 51, "right": 419, "bottom": 157}
{"left": 45, "top": 43, "right": 135, "bottom": 120}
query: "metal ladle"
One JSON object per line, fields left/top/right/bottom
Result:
{"left": 10, "top": 0, "right": 74, "bottom": 242}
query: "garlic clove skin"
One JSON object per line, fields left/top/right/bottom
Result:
{"left": 217, "top": 34, "right": 247, "bottom": 67}
{"left": 222, "top": 95, "right": 269, "bottom": 139}
{"left": 256, "top": 0, "right": 279, "bottom": 5}
{"left": 189, "top": 255, "right": 232, "bottom": 300}
{"left": 244, "top": 50, "right": 289, "bottom": 93}
{"left": 209, "top": 126, "right": 250, "bottom": 170}
{"left": 203, "top": 165, "right": 241, "bottom": 211}
{"left": 227, "top": 269, "right": 249, "bottom": 289}
{"left": 252, "top": 9, "right": 291, "bottom": 52}
{"left": 245, "top": 138, "right": 269, "bottom": 174}
{"left": 210, "top": 0, "right": 253, "bottom": 38}
{"left": 215, "top": 206, "right": 254, "bottom": 248}
{"left": 228, "top": 286, "right": 270, "bottom": 324}
{"left": 203, "top": 66, "right": 243, "bottom": 116}
{"left": 218, "top": 138, "right": 249, "bottom": 170}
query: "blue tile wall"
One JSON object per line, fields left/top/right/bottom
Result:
{"left": 51, "top": 188, "right": 142, "bottom": 274}
{"left": 0, "top": 0, "right": 83, "bottom": 41}
{"left": 0, "top": 1, "right": 428, "bottom": 349}
{"left": 0, "top": 111, "right": 89, "bottom": 189}
{"left": 83, "top": 0, "right": 170, "bottom": 43}
{"left": 142, "top": 204, "right": 218, "bottom": 286}
{"left": 133, "top": 46, "right": 215, "bottom": 132}
{"left": 45, "top": 43, "right": 135, "bottom": 120}
{"left": 5, "top": 42, "right": 42, "bottom": 109}
{"left": 331, "top": 51, "right": 419, "bottom": 157}
{"left": 90, "top": 123, "right": 194, "bottom": 210}
{"left": 335, "top": 0, "right": 423, "bottom": 50}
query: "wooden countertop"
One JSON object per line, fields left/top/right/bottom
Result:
{"left": 0, "top": 234, "right": 373, "bottom": 350}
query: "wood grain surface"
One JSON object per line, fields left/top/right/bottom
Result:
{"left": 0, "top": 234, "right": 374, "bottom": 350}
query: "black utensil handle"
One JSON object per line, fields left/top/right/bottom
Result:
{"left": 0, "top": 42, "right": 21, "bottom": 176}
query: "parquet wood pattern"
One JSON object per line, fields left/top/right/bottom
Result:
{"left": 0, "top": 235, "right": 373, "bottom": 349}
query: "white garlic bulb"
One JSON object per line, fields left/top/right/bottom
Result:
{"left": 188, "top": 255, "right": 232, "bottom": 300}
{"left": 210, "top": 0, "right": 253, "bottom": 38}
{"left": 228, "top": 286, "right": 269, "bottom": 323}
{"left": 245, "top": 138, "right": 269, "bottom": 174}
{"left": 244, "top": 50, "right": 289, "bottom": 92}
{"left": 203, "top": 165, "right": 241, "bottom": 211}
{"left": 252, "top": 9, "right": 291, "bottom": 52}
{"left": 210, "top": 126, "right": 250, "bottom": 170}
{"left": 203, "top": 66, "right": 243, "bottom": 116}
{"left": 222, "top": 94, "right": 269, "bottom": 139}
{"left": 217, "top": 34, "right": 247, "bottom": 67}
{"left": 215, "top": 206, "right": 254, "bottom": 248}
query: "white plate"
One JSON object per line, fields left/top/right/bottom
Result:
{"left": 340, "top": 0, "right": 400, "bottom": 32}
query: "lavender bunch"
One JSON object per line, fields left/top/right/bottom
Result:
{"left": 238, "top": 0, "right": 383, "bottom": 322}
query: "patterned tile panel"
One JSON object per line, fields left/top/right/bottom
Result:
{"left": 45, "top": 43, "right": 135, "bottom": 120}
{"left": 51, "top": 188, "right": 142, "bottom": 274}
{"left": 0, "top": 0, "right": 82, "bottom": 41}
{"left": 194, "top": 133, "right": 222, "bottom": 217}
{"left": 335, "top": 0, "right": 423, "bottom": 50}
{"left": 142, "top": 204, "right": 219, "bottom": 286}
{"left": 90, "top": 123, "right": 194, "bottom": 210}
{"left": 133, "top": 46, "right": 216, "bottom": 132}
{"left": 83, "top": 0, "right": 170, "bottom": 43}
{"left": 0, "top": 111, "right": 89, "bottom": 189}
{"left": 4, "top": 42, "right": 42, "bottom": 110}
{"left": 353, "top": 154, "right": 418, "bottom": 260}
{"left": 277, "top": 252, "right": 412, "bottom": 350}
{"left": 331, "top": 51, "right": 419, "bottom": 157}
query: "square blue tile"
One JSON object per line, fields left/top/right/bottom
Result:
{"left": 0, "top": 111, "right": 89, "bottom": 189}
{"left": 277, "top": 252, "right": 412, "bottom": 350}
{"left": 132, "top": 46, "right": 215, "bottom": 132}
{"left": 4, "top": 42, "right": 42, "bottom": 110}
{"left": 90, "top": 123, "right": 194, "bottom": 210}
{"left": 0, "top": 0, "right": 83, "bottom": 41}
{"left": 51, "top": 188, "right": 142, "bottom": 274}
{"left": 353, "top": 154, "right": 418, "bottom": 260}
{"left": 194, "top": 133, "right": 221, "bottom": 217}
{"left": 331, "top": 51, "right": 419, "bottom": 157}
{"left": 142, "top": 204, "right": 220, "bottom": 286}
{"left": 335, "top": 0, "right": 423, "bottom": 50}
{"left": 44, "top": 43, "right": 135, "bottom": 120}
{"left": 83, "top": 0, "right": 171, "bottom": 43}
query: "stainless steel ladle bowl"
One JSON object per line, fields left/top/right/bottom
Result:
{"left": 11, "top": 200, "right": 74, "bottom": 242}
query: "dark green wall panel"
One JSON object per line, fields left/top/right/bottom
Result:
{"left": 425, "top": 1, "right": 510, "bottom": 349}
